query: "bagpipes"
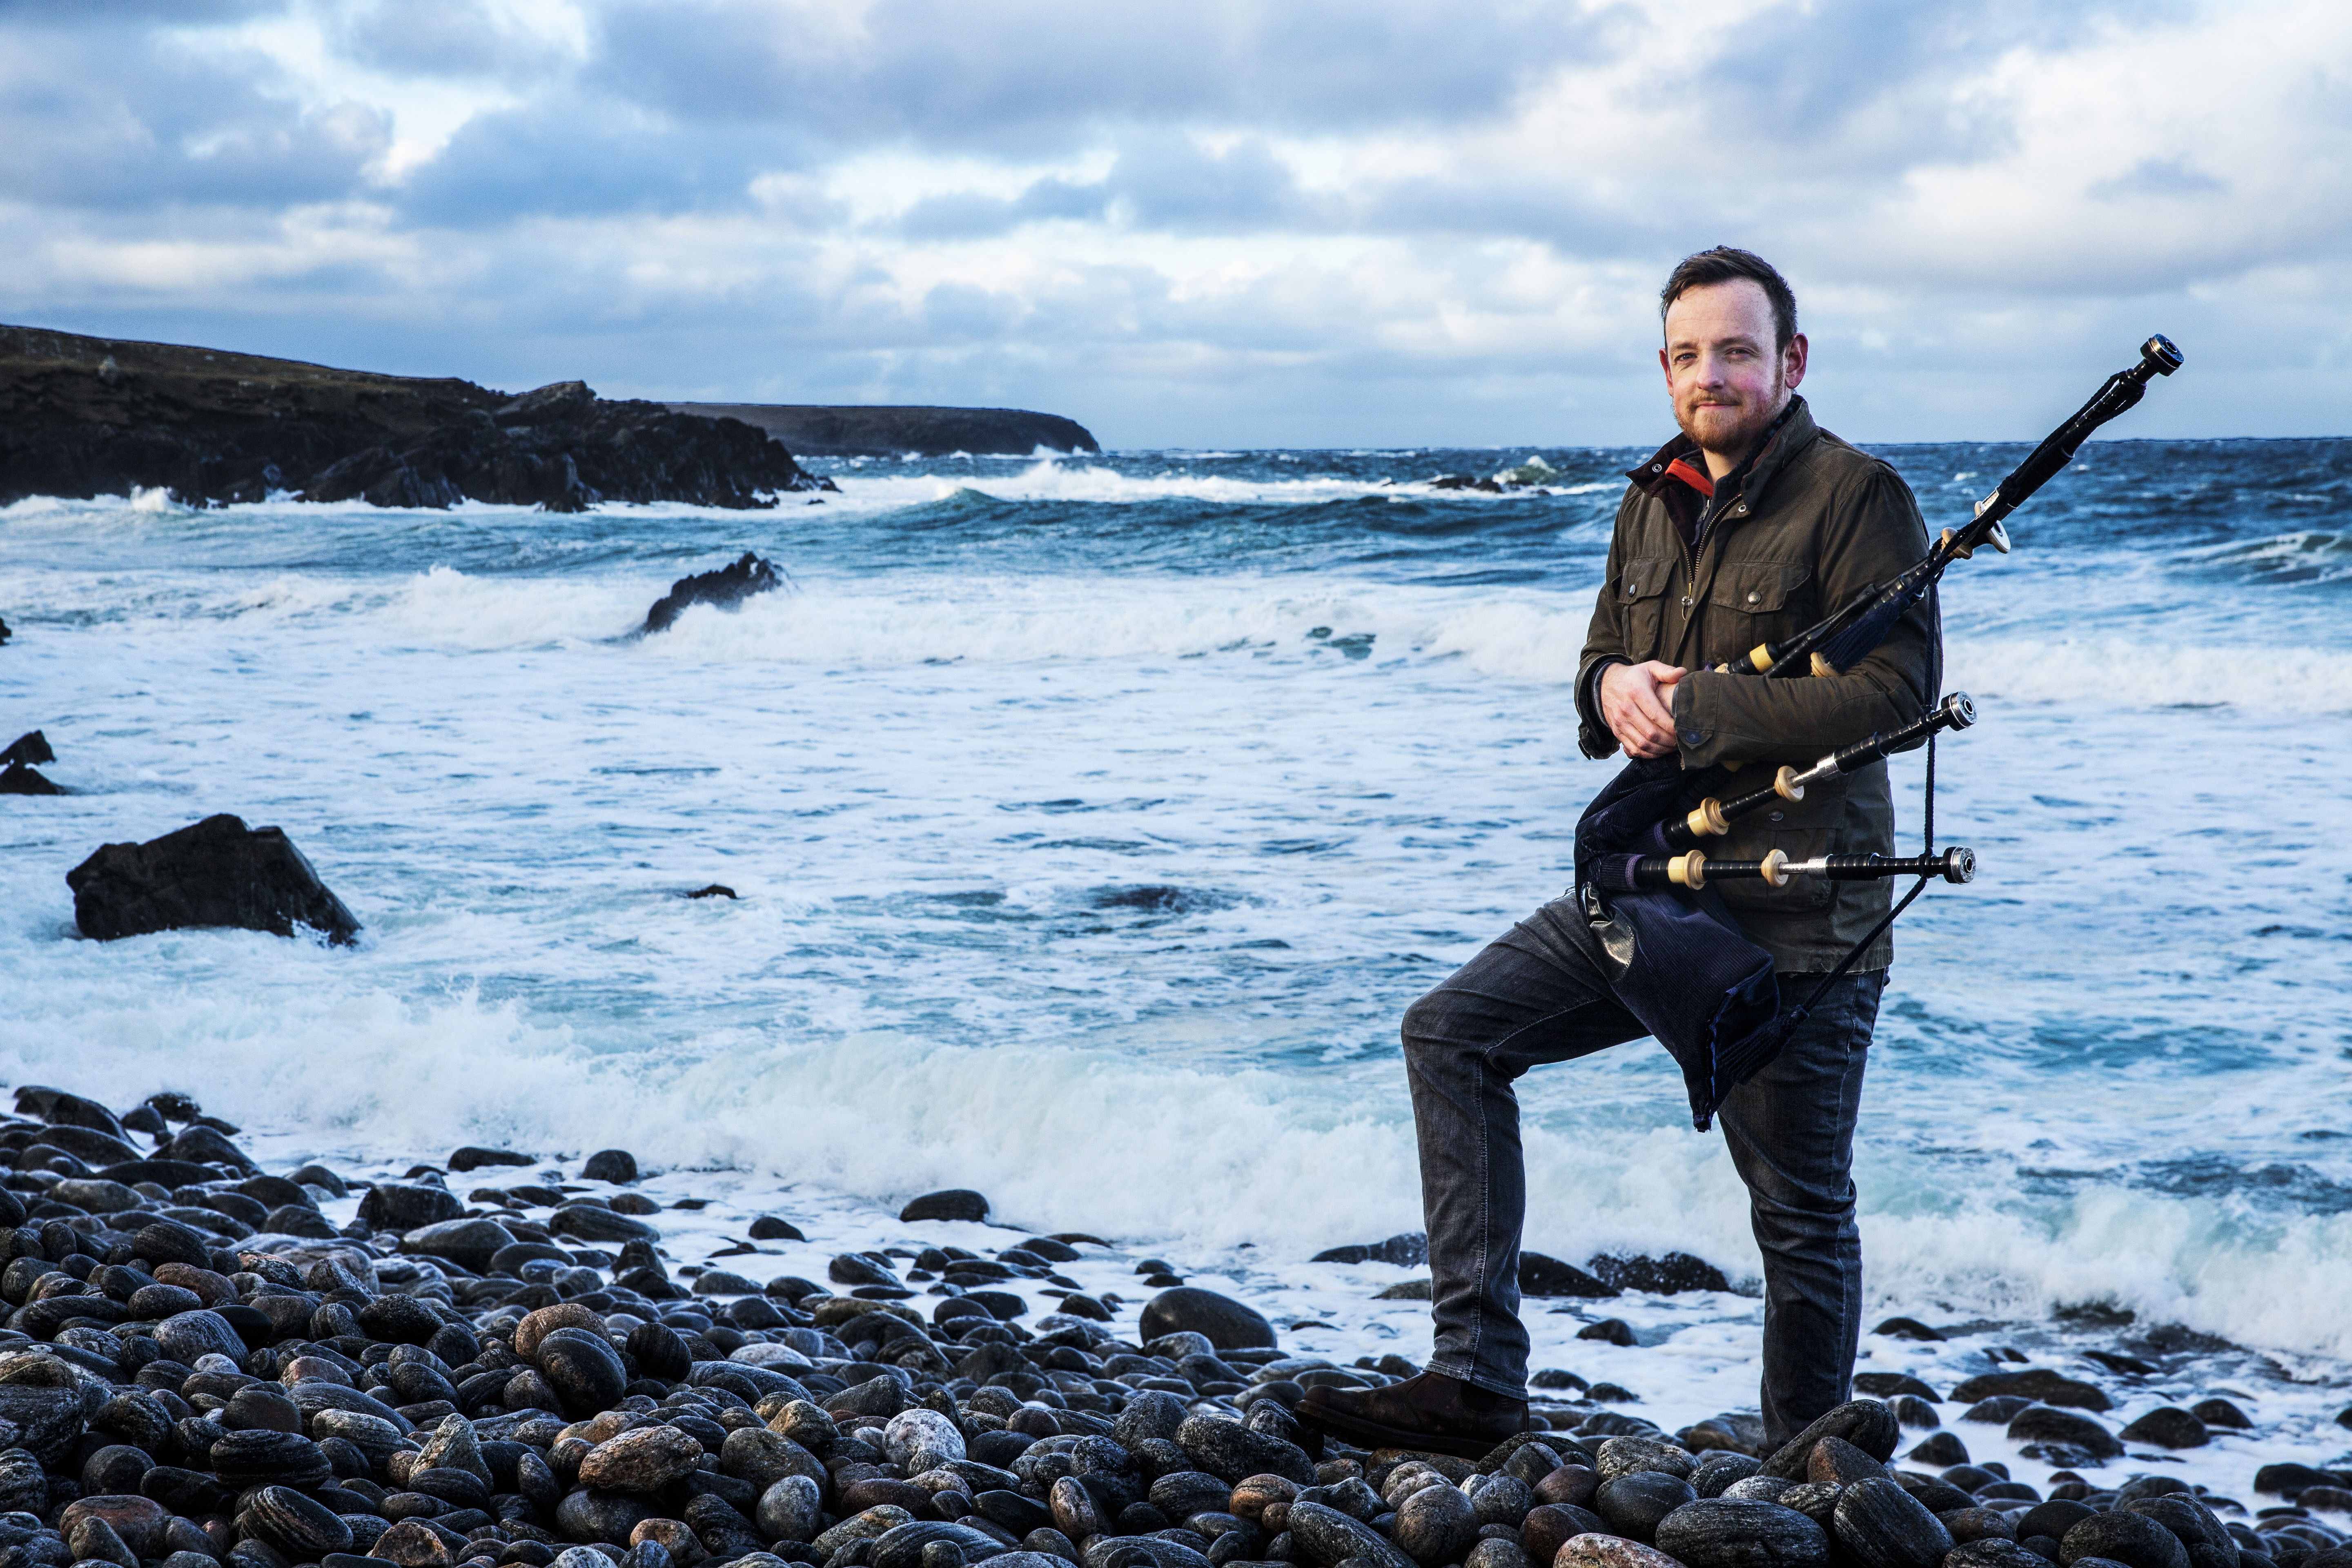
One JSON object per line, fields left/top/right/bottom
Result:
{"left": 1576, "top": 337, "right": 2183, "bottom": 1129}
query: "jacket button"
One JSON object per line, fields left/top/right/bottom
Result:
{"left": 1652, "top": 463, "right": 1663, "bottom": 472}
{"left": 1746, "top": 591, "right": 1761, "bottom": 604}
{"left": 1770, "top": 811, "right": 1785, "bottom": 822}
{"left": 1680, "top": 595, "right": 1693, "bottom": 608}
{"left": 1682, "top": 729, "right": 1703, "bottom": 744}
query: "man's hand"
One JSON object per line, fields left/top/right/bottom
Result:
{"left": 1600, "top": 660, "right": 1687, "bottom": 759}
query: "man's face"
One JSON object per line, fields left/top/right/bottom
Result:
{"left": 1659, "top": 279, "right": 1808, "bottom": 461}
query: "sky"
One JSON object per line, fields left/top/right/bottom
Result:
{"left": 2, "top": 0, "right": 2347, "bottom": 449}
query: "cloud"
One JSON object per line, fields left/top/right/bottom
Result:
{"left": 0, "top": 14, "right": 388, "bottom": 211}
{"left": 0, "top": 0, "right": 2347, "bottom": 445}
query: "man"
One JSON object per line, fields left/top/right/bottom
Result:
{"left": 1299, "top": 247, "right": 1939, "bottom": 1459}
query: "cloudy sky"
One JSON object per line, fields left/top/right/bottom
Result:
{"left": 3, "top": 0, "right": 2345, "bottom": 447}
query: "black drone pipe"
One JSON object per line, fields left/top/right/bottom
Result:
{"left": 1619, "top": 845, "right": 1977, "bottom": 892}
{"left": 1715, "top": 334, "right": 2183, "bottom": 682}
{"left": 1663, "top": 692, "right": 1978, "bottom": 850}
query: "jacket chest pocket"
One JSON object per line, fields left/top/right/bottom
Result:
{"left": 1617, "top": 555, "right": 1677, "bottom": 663}
{"left": 1705, "top": 560, "right": 1813, "bottom": 670}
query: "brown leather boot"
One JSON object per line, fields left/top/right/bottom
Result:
{"left": 1295, "top": 1369, "right": 1530, "bottom": 1459}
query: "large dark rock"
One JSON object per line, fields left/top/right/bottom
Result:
{"left": 2117, "top": 1408, "right": 2208, "bottom": 1449}
{"left": 641, "top": 553, "right": 785, "bottom": 635}
{"left": 1589, "top": 1253, "right": 1733, "bottom": 1294}
{"left": 1311, "top": 1233, "right": 1429, "bottom": 1267}
{"left": 900, "top": 1189, "right": 990, "bottom": 1223}
{"left": 2005, "top": 1405, "right": 2122, "bottom": 1463}
{"left": 1521, "top": 1252, "right": 1620, "bottom": 1298}
{"left": 66, "top": 813, "right": 360, "bottom": 944}
{"left": 1949, "top": 1371, "right": 2111, "bottom": 1412}
{"left": 0, "top": 764, "right": 58, "bottom": 800}
{"left": 399, "top": 1218, "right": 516, "bottom": 1272}
{"left": 666, "top": 401, "right": 1099, "bottom": 459}
{"left": 0, "top": 325, "right": 832, "bottom": 510}
{"left": 1140, "top": 1288, "right": 1277, "bottom": 1351}
{"left": 360, "top": 1182, "right": 465, "bottom": 1232}
{"left": 1, "top": 731, "right": 56, "bottom": 769}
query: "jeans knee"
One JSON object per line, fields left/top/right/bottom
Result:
{"left": 1401, "top": 990, "right": 1450, "bottom": 1061}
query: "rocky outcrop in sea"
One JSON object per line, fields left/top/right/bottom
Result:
{"left": 0, "top": 327, "right": 827, "bottom": 512}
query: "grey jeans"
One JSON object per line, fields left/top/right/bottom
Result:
{"left": 1401, "top": 894, "right": 1882, "bottom": 1448}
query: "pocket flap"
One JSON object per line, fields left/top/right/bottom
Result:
{"left": 1711, "top": 559, "right": 1812, "bottom": 614}
{"left": 1619, "top": 555, "right": 1675, "bottom": 601}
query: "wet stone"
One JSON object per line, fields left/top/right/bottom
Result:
{"left": 1690, "top": 1453, "right": 1763, "bottom": 1499}
{"left": 1392, "top": 1478, "right": 1478, "bottom": 1566}
{"left": 1533, "top": 1467, "right": 1599, "bottom": 1510}
{"left": 1762, "top": 1402, "right": 1900, "bottom": 1480}
{"left": 1806, "top": 1438, "right": 1884, "bottom": 1487}
{"left": 61, "top": 1497, "right": 172, "bottom": 1559}
{"left": 1904, "top": 1432, "right": 1968, "bottom": 1468}
{"left": 244, "top": 1483, "right": 356, "bottom": 1558}
{"left": 535, "top": 1327, "right": 628, "bottom": 1417}
{"left": 1468, "top": 1474, "right": 1535, "bottom": 1530}
{"left": 1942, "top": 1508, "right": 2020, "bottom": 1546}
{"left": 1654, "top": 1497, "right": 1833, "bottom": 1568}
{"left": 69, "top": 1512, "right": 137, "bottom": 1568}
{"left": 210, "top": 1429, "right": 332, "bottom": 1488}
{"left": 1595, "top": 1472, "right": 1699, "bottom": 1544}
{"left": 1551, "top": 1535, "right": 1686, "bottom": 1568}
{"left": 154, "top": 1310, "right": 246, "bottom": 1365}
{"left": 1597, "top": 1439, "right": 1695, "bottom": 1483}
{"left": 369, "top": 1518, "right": 458, "bottom": 1567}
{"left": 2116, "top": 1410, "right": 2208, "bottom": 1450}
{"left": 1139, "top": 1290, "right": 1278, "bottom": 1353}
{"left": 1520, "top": 1502, "right": 1609, "bottom": 1564}
{"left": 1175, "top": 1414, "right": 1315, "bottom": 1486}
{"left": 1830, "top": 1475, "right": 1953, "bottom": 1568}
{"left": 1950, "top": 1372, "right": 2111, "bottom": 1414}
{"left": 1947, "top": 1543, "right": 2055, "bottom": 1568}
{"left": 557, "top": 1488, "right": 655, "bottom": 1546}
{"left": 757, "top": 1475, "right": 824, "bottom": 1543}
{"left": 2006, "top": 1407, "right": 2123, "bottom": 1463}
{"left": 1281, "top": 1499, "right": 1413, "bottom": 1568}
{"left": 579, "top": 1425, "right": 704, "bottom": 1492}
{"left": 1466, "top": 1536, "right": 1532, "bottom": 1568}
{"left": 2059, "top": 1512, "right": 2191, "bottom": 1568}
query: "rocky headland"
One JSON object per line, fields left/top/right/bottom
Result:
{"left": 0, "top": 1081, "right": 2340, "bottom": 1568}
{"left": 664, "top": 407, "right": 1097, "bottom": 460}
{"left": 0, "top": 327, "right": 820, "bottom": 512}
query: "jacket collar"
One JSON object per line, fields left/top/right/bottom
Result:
{"left": 1625, "top": 394, "right": 1817, "bottom": 513}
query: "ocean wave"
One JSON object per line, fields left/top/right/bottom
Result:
{"left": 4, "top": 984, "right": 2347, "bottom": 1360}
{"left": 1948, "top": 633, "right": 2352, "bottom": 713}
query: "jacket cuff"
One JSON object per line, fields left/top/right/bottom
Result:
{"left": 1671, "top": 675, "right": 1718, "bottom": 768}
{"left": 1577, "top": 658, "right": 1625, "bottom": 760}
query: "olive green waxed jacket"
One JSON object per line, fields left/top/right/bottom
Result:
{"left": 1575, "top": 397, "right": 1942, "bottom": 974}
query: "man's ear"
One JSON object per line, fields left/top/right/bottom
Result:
{"left": 1783, "top": 332, "right": 1810, "bottom": 391}
{"left": 1659, "top": 345, "right": 1675, "bottom": 390}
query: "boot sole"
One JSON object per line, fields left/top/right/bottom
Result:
{"left": 1294, "top": 1398, "right": 1512, "bottom": 1461}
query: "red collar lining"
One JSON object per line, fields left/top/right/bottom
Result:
{"left": 1664, "top": 457, "right": 1714, "bottom": 498}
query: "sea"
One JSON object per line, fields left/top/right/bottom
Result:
{"left": 2, "top": 436, "right": 2349, "bottom": 1500}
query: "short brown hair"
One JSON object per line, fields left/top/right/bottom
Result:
{"left": 1661, "top": 247, "right": 1798, "bottom": 352}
